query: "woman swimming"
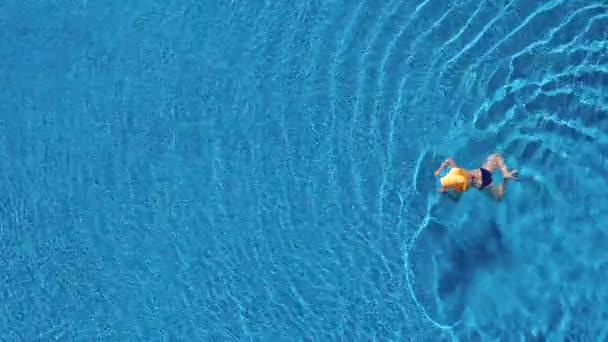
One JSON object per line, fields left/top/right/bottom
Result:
{"left": 434, "top": 153, "right": 518, "bottom": 200}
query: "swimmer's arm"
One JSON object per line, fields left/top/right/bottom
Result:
{"left": 434, "top": 158, "right": 457, "bottom": 176}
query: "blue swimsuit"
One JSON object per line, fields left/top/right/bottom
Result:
{"left": 479, "top": 168, "right": 493, "bottom": 189}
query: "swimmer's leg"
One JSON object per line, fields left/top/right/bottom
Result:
{"left": 482, "top": 153, "right": 510, "bottom": 176}
{"left": 481, "top": 153, "right": 499, "bottom": 171}
{"left": 487, "top": 181, "right": 506, "bottom": 200}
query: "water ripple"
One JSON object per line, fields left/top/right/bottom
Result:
{"left": 405, "top": 0, "right": 608, "bottom": 338}
{"left": 3, "top": 0, "right": 607, "bottom": 340}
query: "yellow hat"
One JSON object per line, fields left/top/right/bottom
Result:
{"left": 440, "top": 168, "right": 469, "bottom": 192}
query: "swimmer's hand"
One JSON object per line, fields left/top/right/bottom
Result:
{"left": 434, "top": 158, "right": 456, "bottom": 176}
{"left": 504, "top": 169, "right": 518, "bottom": 180}
{"left": 437, "top": 187, "right": 446, "bottom": 193}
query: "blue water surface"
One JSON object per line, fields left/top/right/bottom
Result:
{"left": 1, "top": 0, "right": 607, "bottom": 340}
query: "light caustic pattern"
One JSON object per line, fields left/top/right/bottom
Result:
{"left": 399, "top": 0, "right": 608, "bottom": 341}
{"left": 233, "top": 0, "right": 608, "bottom": 340}
{"left": 1, "top": 0, "right": 605, "bottom": 340}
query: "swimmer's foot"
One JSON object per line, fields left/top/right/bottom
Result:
{"left": 504, "top": 169, "right": 518, "bottom": 180}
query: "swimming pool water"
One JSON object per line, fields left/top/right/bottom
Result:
{"left": 0, "top": 0, "right": 607, "bottom": 340}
